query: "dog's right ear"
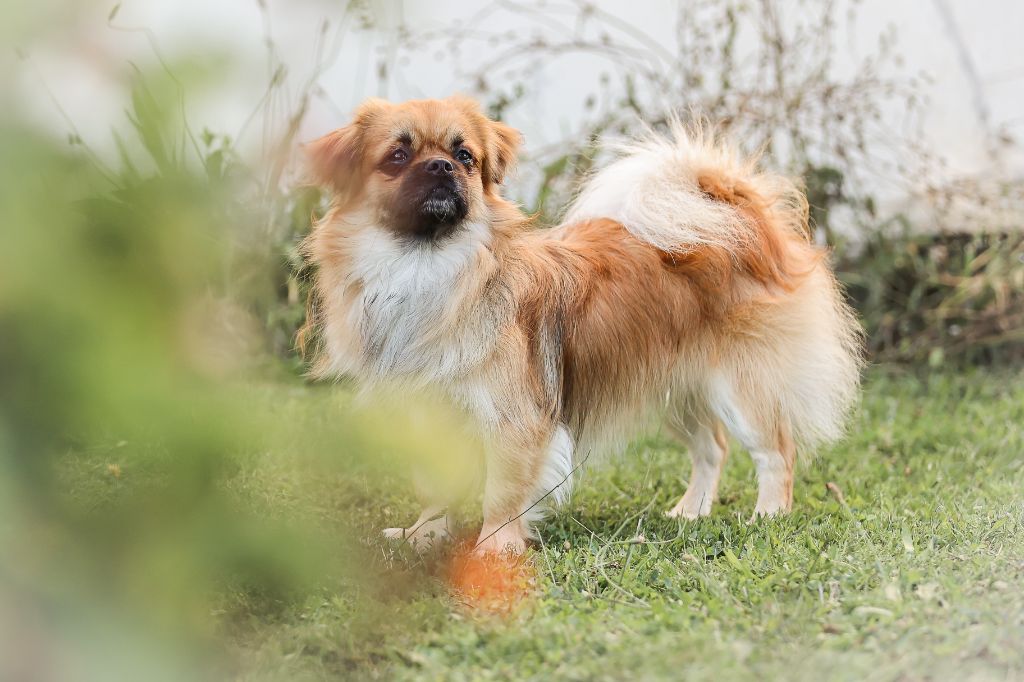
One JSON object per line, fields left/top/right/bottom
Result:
{"left": 304, "top": 98, "right": 389, "bottom": 196}
{"left": 305, "top": 125, "right": 362, "bottom": 193}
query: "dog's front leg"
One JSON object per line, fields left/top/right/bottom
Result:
{"left": 473, "top": 421, "right": 551, "bottom": 557}
{"left": 383, "top": 460, "right": 473, "bottom": 551}
{"left": 382, "top": 504, "right": 451, "bottom": 549}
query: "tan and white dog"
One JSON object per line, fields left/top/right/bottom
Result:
{"left": 300, "top": 96, "right": 862, "bottom": 555}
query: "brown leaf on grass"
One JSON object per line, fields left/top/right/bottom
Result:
{"left": 825, "top": 481, "right": 846, "bottom": 506}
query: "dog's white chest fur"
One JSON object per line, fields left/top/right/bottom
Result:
{"left": 333, "top": 221, "right": 499, "bottom": 385}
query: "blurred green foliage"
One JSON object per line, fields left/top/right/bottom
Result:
{"left": 840, "top": 230, "right": 1024, "bottom": 365}
{"left": 0, "top": 61, "right": 472, "bottom": 680}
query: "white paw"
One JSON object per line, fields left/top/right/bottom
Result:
{"left": 382, "top": 518, "right": 451, "bottom": 551}
{"left": 666, "top": 492, "right": 713, "bottom": 519}
{"left": 472, "top": 526, "right": 527, "bottom": 557}
{"left": 665, "top": 506, "right": 703, "bottom": 520}
{"left": 748, "top": 503, "right": 789, "bottom": 523}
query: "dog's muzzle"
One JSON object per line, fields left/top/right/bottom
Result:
{"left": 420, "top": 185, "right": 464, "bottom": 225}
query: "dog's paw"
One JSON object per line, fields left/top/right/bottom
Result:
{"left": 472, "top": 525, "right": 527, "bottom": 558}
{"left": 747, "top": 504, "right": 790, "bottom": 524}
{"left": 382, "top": 517, "right": 451, "bottom": 551}
{"left": 665, "top": 506, "right": 703, "bottom": 520}
{"left": 666, "top": 492, "right": 713, "bottom": 520}
{"left": 381, "top": 527, "right": 409, "bottom": 540}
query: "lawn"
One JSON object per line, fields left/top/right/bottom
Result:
{"left": 54, "top": 367, "right": 1024, "bottom": 681}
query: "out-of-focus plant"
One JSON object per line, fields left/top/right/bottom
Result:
{"left": 839, "top": 229, "right": 1024, "bottom": 365}
{"left": 0, "top": 11, "right": 480, "bottom": 676}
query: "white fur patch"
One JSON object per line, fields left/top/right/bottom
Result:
{"left": 339, "top": 220, "right": 497, "bottom": 384}
{"left": 522, "top": 424, "right": 575, "bottom": 534}
{"left": 707, "top": 372, "right": 762, "bottom": 450}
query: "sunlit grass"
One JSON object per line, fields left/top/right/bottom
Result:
{"left": 34, "top": 367, "right": 1018, "bottom": 681}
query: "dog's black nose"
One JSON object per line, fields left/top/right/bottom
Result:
{"left": 424, "top": 157, "right": 455, "bottom": 176}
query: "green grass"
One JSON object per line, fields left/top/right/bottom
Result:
{"left": 59, "top": 368, "right": 1024, "bottom": 680}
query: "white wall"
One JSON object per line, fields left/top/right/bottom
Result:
{"left": 12, "top": 0, "right": 1024, "bottom": 217}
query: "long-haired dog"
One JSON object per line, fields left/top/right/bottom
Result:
{"left": 300, "top": 96, "right": 862, "bottom": 555}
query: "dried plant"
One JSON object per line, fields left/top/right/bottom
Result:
{"left": 393, "top": 0, "right": 925, "bottom": 239}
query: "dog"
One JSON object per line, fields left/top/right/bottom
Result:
{"left": 300, "top": 96, "right": 862, "bottom": 556}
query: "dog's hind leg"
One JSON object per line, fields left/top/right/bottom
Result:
{"left": 748, "top": 418, "right": 796, "bottom": 518}
{"left": 666, "top": 413, "right": 729, "bottom": 519}
{"left": 708, "top": 373, "right": 795, "bottom": 520}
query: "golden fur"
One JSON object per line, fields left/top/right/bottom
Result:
{"left": 300, "top": 96, "right": 863, "bottom": 555}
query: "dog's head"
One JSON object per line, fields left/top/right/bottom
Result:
{"left": 307, "top": 96, "right": 521, "bottom": 241}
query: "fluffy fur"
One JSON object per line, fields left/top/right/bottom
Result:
{"left": 300, "top": 97, "right": 863, "bottom": 555}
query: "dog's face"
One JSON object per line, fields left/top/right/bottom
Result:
{"left": 308, "top": 97, "right": 521, "bottom": 241}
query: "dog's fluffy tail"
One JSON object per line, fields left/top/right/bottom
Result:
{"left": 565, "top": 118, "right": 809, "bottom": 260}
{"left": 565, "top": 119, "right": 864, "bottom": 451}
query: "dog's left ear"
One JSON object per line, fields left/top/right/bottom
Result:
{"left": 485, "top": 119, "right": 522, "bottom": 186}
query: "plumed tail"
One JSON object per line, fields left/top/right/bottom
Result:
{"left": 564, "top": 118, "right": 813, "bottom": 290}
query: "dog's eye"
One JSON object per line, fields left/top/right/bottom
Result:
{"left": 389, "top": 148, "right": 409, "bottom": 164}
{"left": 455, "top": 148, "right": 473, "bottom": 164}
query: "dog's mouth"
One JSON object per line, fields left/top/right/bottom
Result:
{"left": 400, "top": 183, "right": 467, "bottom": 241}
{"left": 420, "top": 186, "right": 466, "bottom": 226}
{"left": 387, "top": 174, "right": 471, "bottom": 242}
